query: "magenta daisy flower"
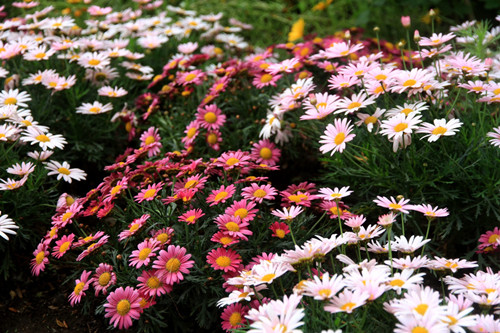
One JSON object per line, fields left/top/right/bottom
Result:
{"left": 76, "top": 234, "right": 109, "bottom": 261}
{"left": 30, "top": 242, "right": 49, "bottom": 276}
{"left": 241, "top": 183, "right": 277, "bottom": 203}
{"left": 152, "top": 245, "right": 194, "bottom": 285}
{"left": 175, "top": 173, "right": 208, "bottom": 191}
{"left": 118, "top": 214, "right": 150, "bottom": 241}
{"left": 139, "top": 127, "right": 162, "bottom": 157}
{"left": 104, "top": 286, "right": 142, "bottom": 330}
{"left": 478, "top": 227, "right": 500, "bottom": 252}
{"left": 206, "top": 248, "right": 242, "bottom": 272}
{"left": 282, "top": 190, "right": 318, "bottom": 207}
{"left": 252, "top": 73, "right": 282, "bottom": 89}
{"left": 129, "top": 238, "right": 160, "bottom": 268}
{"left": 177, "top": 69, "right": 205, "bottom": 86}
{"left": 215, "top": 214, "right": 253, "bottom": 240}
{"left": 319, "top": 118, "right": 356, "bottom": 155}
{"left": 68, "top": 270, "right": 92, "bottom": 306}
{"left": 216, "top": 150, "right": 252, "bottom": 170}
{"left": 181, "top": 120, "right": 200, "bottom": 147}
{"left": 373, "top": 196, "right": 411, "bottom": 214}
{"left": 51, "top": 233, "right": 75, "bottom": 259}
{"left": 225, "top": 199, "right": 258, "bottom": 222}
{"left": 211, "top": 231, "right": 241, "bottom": 247}
{"left": 134, "top": 182, "right": 163, "bottom": 203}
{"left": 92, "top": 263, "right": 116, "bottom": 296}
{"left": 250, "top": 139, "right": 281, "bottom": 166}
{"left": 220, "top": 303, "right": 249, "bottom": 331}
{"left": 206, "top": 184, "right": 236, "bottom": 206}
{"left": 269, "top": 221, "right": 290, "bottom": 239}
{"left": 196, "top": 104, "right": 226, "bottom": 130}
{"left": 409, "top": 204, "right": 449, "bottom": 218}
{"left": 137, "top": 270, "right": 173, "bottom": 297}
{"left": 179, "top": 209, "right": 205, "bottom": 224}
{"left": 150, "top": 227, "right": 175, "bottom": 247}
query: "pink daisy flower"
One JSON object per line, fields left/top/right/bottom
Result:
{"left": 252, "top": 73, "right": 282, "bottom": 89}
{"left": 175, "top": 173, "right": 208, "bottom": 192}
{"left": 177, "top": 69, "right": 205, "bottom": 86}
{"left": 196, "top": 104, "right": 226, "bottom": 130}
{"left": 137, "top": 270, "right": 173, "bottom": 298}
{"left": 373, "top": 196, "right": 411, "bottom": 214}
{"left": 225, "top": 199, "right": 258, "bottom": 222}
{"left": 104, "top": 286, "right": 142, "bottom": 330}
{"left": 31, "top": 242, "right": 49, "bottom": 276}
{"left": 139, "top": 127, "right": 162, "bottom": 157}
{"left": 134, "top": 182, "right": 163, "bottom": 203}
{"left": 76, "top": 234, "right": 109, "bottom": 261}
{"left": 241, "top": 183, "right": 277, "bottom": 203}
{"left": 327, "top": 73, "right": 360, "bottom": 90}
{"left": 118, "top": 214, "right": 150, "bottom": 241}
{"left": 206, "top": 130, "right": 223, "bottom": 150}
{"left": 211, "top": 231, "right": 241, "bottom": 248}
{"left": 335, "top": 92, "right": 376, "bottom": 115}
{"left": 419, "top": 32, "right": 455, "bottom": 47}
{"left": 220, "top": 303, "right": 249, "bottom": 331}
{"left": 478, "top": 227, "right": 500, "bottom": 252}
{"left": 271, "top": 206, "right": 304, "bottom": 221}
{"left": 319, "top": 118, "right": 356, "bottom": 155}
{"left": 319, "top": 41, "right": 364, "bottom": 59}
{"left": 318, "top": 186, "right": 352, "bottom": 201}
{"left": 215, "top": 214, "right": 253, "bottom": 240}
{"left": 51, "top": 233, "right": 75, "bottom": 259}
{"left": 379, "top": 113, "right": 422, "bottom": 152}
{"left": 265, "top": 57, "right": 300, "bottom": 75}
{"left": 182, "top": 120, "right": 200, "bottom": 147}
{"left": 206, "top": 184, "right": 236, "bottom": 206}
{"left": 129, "top": 238, "right": 160, "bottom": 268}
{"left": 250, "top": 139, "right": 281, "bottom": 166}
{"left": 68, "top": 270, "right": 92, "bottom": 306}
{"left": 179, "top": 209, "right": 205, "bottom": 224}
{"left": 92, "top": 263, "right": 116, "bottom": 296}
{"left": 409, "top": 204, "right": 449, "bottom": 218}
{"left": 282, "top": 190, "right": 318, "bottom": 207}
{"left": 153, "top": 245, "right": 194, "bottom": 285}
{"left": 216, "top": 150, "right": 252, "bottom": 170}
{"left": 151, "top": 227, "right": 175, "bottom": 247}
{"left": 416, "top": 118, "right": 463, "bottom": 142}
{"left": 300, "top": 92, "right": 340, "bottom": 120}
{"left": 269, "top": 221, "right": 290, "bottom": 239}
{"left": 487, "top": 126, "right": 500, "bottom": 147}
{"left": 206, "top": 248, "right": 242, "bottom": 272}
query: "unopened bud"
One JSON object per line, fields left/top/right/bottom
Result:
{"left": 401, "top": 16, "right": 411, "bottom": 28}
{"left": 373, "top": 26, "right": 380, "bottom": 32}
{"left": 429, "top": 9, "right": 436, "bottom": 17}
{"left": 414, "top": 30, "right": 421, "bottom": 42}
{"left": 344, "top": 30, "right": 351, "bottom": 39}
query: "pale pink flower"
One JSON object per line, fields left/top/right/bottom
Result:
{"left": 319, "top": 118, "right": 356, "bottom": 155}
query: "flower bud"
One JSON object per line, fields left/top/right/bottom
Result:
{"left": 413, "top": 30, "right": 421, "bottom": 42}
{"left": 429, "top": 9, "right": 436, "bottom": 17}
{"left": 401, "top": 16, "right": 411, "bottom": 28}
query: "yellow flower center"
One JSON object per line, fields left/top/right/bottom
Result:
{"left": 288, "top": 193, "right": 308, "bottom": 203}
{"left": 234, "top": 208, "right": 248, "bottom": 219}
{"left": 97, "top": 272, "right": 111, "bottom": 286}
{"left": 318, "top": 289, "right": 331, "bottom": 297}
{"left": 488, "top": 234, "right": 500, "bottom": 244}
{"left": 214, "top": 191, "right": 229, "bottom": 202}
{"left": 129, "top": 224, "right": 140, "bottom": 233}
{"left": 394, "top": 123, "right": 408, "bottom": 132}
{"left": 143, "top": 188, "right": 157, "bottom": 199}
{"left": 334, "top": 132, "right": 345, "bottom": 145}
{"left": 35, "top": 52, "right": 46, "bottom": 59}
{"left": 185, "top": 215, "right": 196, "bottom": 223}
{"left": 340, "top": 50, "right": 349, "bottom": 56}
{"left": 215, "top": 255, "right": 231, "bottom": 267}
{"left": 253, "top": 189, "right": 268, "bottom": 198}
{"left": 347, "top": 102, "right": 361, "bottom": 109}
{"left": 388, "top": 203, "right": 402, "bottom": 210}
{"left": 275, "top": 229, "right": 286, "bottom": 238}
{"left": 329, "top": 206, "right": 343, "bottom": 215}
{"left": 59, "top": 241, "right": 71, "bottom": 253}
{"left": 4, "top": 97, "right": 17, "bottom": 105}
{"left": 225, "top": 157, "right": 240, "bottom": 166}
{"left": 156, "top": 233, "right": 169, "bottom": 244}
{"left": 203, "top": 112, "right": 217, "bottom": 124}
{"left": 165, "top": 258, "right": 181, "bottom": 272}
{"left": 138, "top": 248, "right": 152, "bottom": 260}
{"left": 146, "top": 276, "right": 161, "bottom": 289}
{"left": 461, "top": 66, "right": 472, "bottom": 72}
{"left": 412, "top": 327, "right": 428, "bottom": 333}
{"left": 431, "top": 126, "right": 447, "bottom": 135}
{"left": 144, "top": 135, "right": 155, "bottom": 145}
{"left": 35, "top": 251, "right": 45, "bottom": 264}
{"left": 364, "top": 116, "right": 377, "bottom": 124}
{"left": 260, "top": 74, "right": 273, "bottom": 83}
{"left": 403, "top": 79, "right": 417, "bottom": 87}
{"left": 88, "top": 59, "right": 101, "bottom": 66}
{"left": 116, "top": 299, "right": 131, "bottom": 316}
{"left": 225, "top": 222, "right": 240, "bottom": 232}
{"left": 58, "top": 167, "right": 71, "bottom": 175}
{"left": 445, "top": 262, "right": 458, "bottom": 269}
{"left": 261, "top": 273, "right": 276, "bottom": 282}
{"left": 400, "top": 108, "right": 413, "bottom": 115}
{"left": 229, "top": 312, "right": 242, "bottom": 327}
{"left": 341, "top": 302, "right": 356, "bottom": 312}
{"left": 111, "top": 185, "right": 122, "bottom": 196}
{"left": 62, "top": 212, "right": 73, "bottom": 222}
{"left": 207, "top": 133, "right": 218, "bottom": 144}
{"left": 390, "top": 279, "right": 405, "bottom": 287}
{"left": 375, "top": 74, "right": 387, "bottom": 81}
{"left": 220, "top": 236, "right": 234, "bottom": 245}
{"left": 259, "top": 147, "right": 272, "bottom": 160}
{"left": 35, "top": 134, "right": 50, "bottom": 142}
{"left": 187, "top": 127, "right": 197, "bottom": 138}
{"left": 184, "top": 73, "right": 196, "bottom": 82}
{"left": 74, "top": 282, "right": 85, "bottom": 295}
{"left": 414, "top": 304, "right": 428, "bottom": 315}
